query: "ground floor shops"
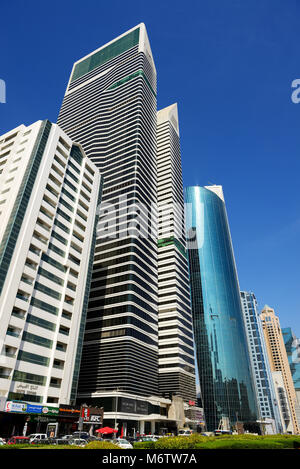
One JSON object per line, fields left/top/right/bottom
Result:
{"left": 76, "top": 391, "right": 205, "bottom": 438}
{"left": 0, "top": 403, "right": 81, "bottom": 438}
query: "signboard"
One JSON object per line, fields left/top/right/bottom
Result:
{"left": 120, "top": 397, "right": 148, "bottom": 415}
{"left": 6, "top": 401, "right": 27, "bottom": 413}
{"left": 5, "top": 401, "right": 59, "bottom": 416}
{"left": 59, "top": 404, "right": 81, "bottom": 416}
{"left": 80, "top": 406, "right": 103, "bottom": 424}
{"left": 81, "top": 407, "right": 90, "bottom": 421}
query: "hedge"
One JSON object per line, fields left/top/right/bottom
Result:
{"left": 134, "top": 434, "right": 300, "bottom": 450}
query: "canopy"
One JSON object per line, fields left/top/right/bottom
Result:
{"left": 95, "top": 426, "right": 118, "bottom": 434}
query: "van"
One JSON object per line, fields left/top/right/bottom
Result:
{"left": 28, "top": 433, "right": 48, "bottom": 444}
{"left": 178, "top": 429, "right": 193, "bottom": 436}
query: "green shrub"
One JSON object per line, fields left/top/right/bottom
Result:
{"left": 84, "top": 441, "right": 122, "bottom": 450}
{"left": 136, "top": 434, "right": 300, "bottom": 450}
{"left": 133, "top": 441, "right": 156, "bottom": 449}
{"left": 0, "top": 444, "right": 78, "bottom": 450}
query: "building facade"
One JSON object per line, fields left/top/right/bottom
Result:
{"left": 271, "top": 371, "right": 293, "bottom": 433}
{"left": 260, "top": 306, "right": 300, "bottom": 433}
{"left": 157, "top": 104, "right": 196, "bottom": 402}
{"left": 240, "top": 292, "right": 281, "bottom": 433}
{"left": 58, "top": 24, "right": 159, "bottom": 402}
{"left": 185, "top": 185, "right": 257, "bottom": 432}
{"left": 0, "top": 120, "right": 101, "bottom": 408}
{"left": 282, "top": 327, "right": 300, "bottom": 407}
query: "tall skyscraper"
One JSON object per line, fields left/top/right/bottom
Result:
{"left": 57, "top": 24, "right": 160, "bottom": 409}
{"left": 157, "top": 104, "right": 196, "bottom": 402}
{"left": 185, "top": 185, "right": 257, "bottom": 431}
{"left": 240, "top": 292, "right": 281, "bottom": 433}
{"left": 260, "top": 306, "right": 300, "bottom": 434}
{"left": 0, "top": 120, "right": 101, "bottom": 407}
{"left": 282, "top": 328, "right": 300, "bottom": 407}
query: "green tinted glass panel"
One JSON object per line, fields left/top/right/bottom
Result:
{"left": 108, "top": 69, "right": 156, "bottom": 97}
{"left": 71, "top": 28, "right": 140, "bottom": 82}
{"left": 26, "top": 313, "right": 56, "bottom": 332}
{"left": 22, "top": 331, "right": 53, "bottom": 349}
{"left": 158, "top": 236, "right": 187, "bottom": 258}
{"left": 13, "top": 370, "right": 46, "bottom": 386}
{"left": 30, "top": 296, "right": 59, "bottom": 316}
{"left": 18, "top": 350, "right": 50, "bottom": 367}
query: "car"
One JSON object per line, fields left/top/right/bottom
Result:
{"left": 214, "top": 430, "right": 232, "bottom": 436}
{"left": 28, "top": 433, "right": 48, "bottom": 444}
{"left": 178, "top": 429, "right": 193, "bottom": 436}
{"left": 138, "top": 436, "right": 157, "bottom": 442}
{"left": 72, "top": 431, "right": 90, "bottom": 440}
{"left": 68, "top": 438, "right": 88, "bottom": 447}
{"left": 114, "top": 438, "right": 133, "bottom": 449}
{"left": 7, "top": 436, "right": 30, "bottom": 445}
{"left": 60, "top": 434, "right": 73, "bottom": 440}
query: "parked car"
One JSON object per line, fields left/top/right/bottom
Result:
{"left": 7, "top": 436, "right": 30, "bottom": 445}
{"left": 69, "top": 438, "right": 88, "bottom": 447}
{"left": 72, "top": 431, "right": 90, "bottom": 440}
{"left": 114, "top": 438, "right": 133, "bottom": 449}
{"left": 178, "top": 429, "right": 193, "bottom": 436}
{"left": 138, "top": 436, "right": 157, "bottom": 442}
{"left": 28, "top": 433, "right": 48, "bottom": 444}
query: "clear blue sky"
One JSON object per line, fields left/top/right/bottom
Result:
{"left": 1, "top": 0, "right": 299, "bottom": 335}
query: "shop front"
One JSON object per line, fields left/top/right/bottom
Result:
{"left": 0, "top": 401, "right": 81, "bottom": 438}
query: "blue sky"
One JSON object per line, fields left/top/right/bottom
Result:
{"left": 1, "top": 0, "right": 299, "bottom": 335}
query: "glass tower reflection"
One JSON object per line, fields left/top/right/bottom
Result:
{"left": 185, "top": 185, "right": 257, "bottom": 431}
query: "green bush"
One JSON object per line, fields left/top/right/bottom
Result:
{"left": 133, "top": 441, "right": 156, "bottom": 449}
{"left": 135, "top": 434, "right": 300, "bottom": 450}
{"left": 0, "top": 444, "right": 78, "bottom": 450}
{"left": 84, "top": 441, "right": 122, "bottom": 450}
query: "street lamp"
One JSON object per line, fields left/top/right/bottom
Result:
{"left": 114, "top": 387, "right": 120, "bottom": 438}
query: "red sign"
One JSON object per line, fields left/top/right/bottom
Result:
{"left": 189, "top": 400, "right": 195, "bottom": 406}
{"left": 81, "top": 407, "right": 90, "bottom": 421}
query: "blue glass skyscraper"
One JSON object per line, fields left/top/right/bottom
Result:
{"left": 185, "top": 185, "right": 257, "bottom": 431}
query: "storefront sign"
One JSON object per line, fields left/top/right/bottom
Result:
{"left": 5, "top": 401, "right": 59, "bottom": 416}
{"left": 120, "top": 397, "right": 148, "bottom": 415}
{"left": 5, "top": 401, "right": 27, "bottom": 413}
{"left": 80, "top": 406, "right": 103, "bottom": 424}
{"left": 59, "top": 404, "right": 81, "bottom": 416}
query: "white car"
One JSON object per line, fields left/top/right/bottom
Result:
{"left": 114, "top": 438, "right": 133, "bottom": 449}
{"left": 28, "top": 433, "right": 48, "bottom": 444}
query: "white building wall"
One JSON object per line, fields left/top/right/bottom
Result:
{"left": 0, "top": 120, "right": 101, "bottom": 407}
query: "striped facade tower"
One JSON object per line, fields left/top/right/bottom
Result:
{"left": 57, "top": 24, "right": 159, "bottom": 399}
{"left": 157, "top": 104, "right": 196, "bottom": 402}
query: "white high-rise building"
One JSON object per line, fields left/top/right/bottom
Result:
{"left": 240, "top": 291, "right": 282, "bottom": 433}
{"left": 0, "top": 120, "right": 101, "bottom": 407}
{"left": 157, "top": 104, "right": 196, "bottom": 402}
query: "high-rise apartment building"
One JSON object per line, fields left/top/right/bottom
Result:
{"left": 240, "top": 292, "right": 281, "bottom": 433}
{"left": 58, "top": 24, "right": 158, "bottom": 402}
{"left": 185, "top": 185, "right": 257, "bottom": 431}
{"left": 156, "top": 104, "right": 196, "bottom": 402}
{"left": 0, "top": 120, "right": 101, "bottom": 408}
{"left": 282, "top": 328, "right": 300, "bottom": 407}
{"left": 260, "top": 306, "right": 300, "bottom": 434}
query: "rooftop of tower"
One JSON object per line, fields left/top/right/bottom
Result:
{"left": 68, "top": 23, "right": 155, "bottom": 86}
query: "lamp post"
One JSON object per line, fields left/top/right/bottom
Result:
{"left": 114, "top": 388, "right": 120, "bottom": 439}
